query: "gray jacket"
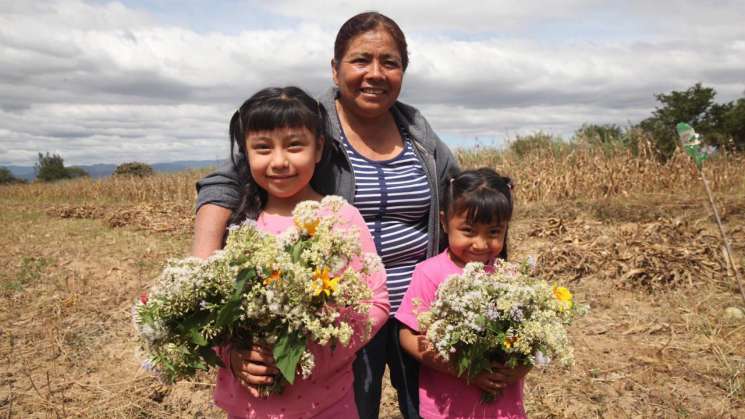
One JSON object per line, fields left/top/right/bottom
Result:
{"left": 196, "top": 87, "right": 460, "bottom": 257}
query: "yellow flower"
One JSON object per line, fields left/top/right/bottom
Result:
{"left": 553, "top": 285, "right": 573, "bottom": 309}
{"left": 264, "top": 270, "right": 281, "bottom": 286}
{"left": 312, "top": 267, "right": 339, "bottom": 297}
{"left": 295, "top": 218, "right": 319, "bottom": 236}
{"left": 503, "top": 336, "right": 517, "bottom": 349}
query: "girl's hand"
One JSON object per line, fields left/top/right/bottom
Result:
{"left": 229, "top": 344, "right": 279, "bottom": 397}
{"left": 491, "top": 362, "right": 532, "bottom": 384}
{"left": 471, "top": 369, "right": 508, "bottom": 398}
{"left": 470, "top": 363, "right": 532, "bottom": 397}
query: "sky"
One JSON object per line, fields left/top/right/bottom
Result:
{"left": 1, "top": 0, "right": 744, "bottom": 166}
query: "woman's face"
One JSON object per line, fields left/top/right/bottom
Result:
{"left": 332, "top": 28, "right": 404, "bottom": 120}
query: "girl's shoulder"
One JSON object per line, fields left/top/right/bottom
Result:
{"left": 412, "top": 250, "right": 460, "bottom": 285}
{"left": 319, "top": 195, "right": 364, "bottom": 225}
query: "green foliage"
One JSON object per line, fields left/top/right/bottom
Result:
{"left": 34, "top": 152, "right": 88, "bottom": 182}
{"left": 273, "top": 330, "right": 307, "bottom": 384}
{"left": 0, "top": 167, "right": 25, "bottom": 184}
{"left": 114, "top": 162, "right": 154, "bottom": 177}
{"left": 66, "top": 166, "right": 90, "bottom": 179}
{"left": 508, "top": 132, "right": 564, "bottom": 157}
{"left": 574, "top": 123, "right": 624, "bottom": 146}
{"left": 722, "top": 98, "right": 745, "bottom": 151}
{"left": 638, "top": 83, "right": 745, "bottom": 158}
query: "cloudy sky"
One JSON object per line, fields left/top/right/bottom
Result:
{"left": 1, "top": 0, "right": 744, "bottom": 166}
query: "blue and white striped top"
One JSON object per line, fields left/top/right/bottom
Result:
{"left": 340, "top": 128, "right": 432, "bottom": 313}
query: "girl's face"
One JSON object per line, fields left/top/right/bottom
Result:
{"left": 246, "top": 126, "right": 323, "bottom": 208}
{"left": 332, "top": 28, "right": 404, "bottom": 120}
{"left": 441, "top": 210, "right": 507, "bottom": 268}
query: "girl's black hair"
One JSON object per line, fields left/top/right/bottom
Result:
{"left": 228, "top": 86, "right": 334, "bottom": 224}
{"left": 442, "top": 168, "right": 514, "bottom": 260}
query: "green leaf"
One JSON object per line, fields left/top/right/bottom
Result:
{"left": 291, "top": 242, "right": 304, "bottom": 263}
{"left": 198, "top": 346, "right": 225, "bottom": 368}
{"left": 188, "top": 328, "right": 208, "bottom": 346}
{"left": 175, "top": 311, "right": 211, "bottom": 345}
{"left": 216, "top": 268, "right": 254, "bottom": 328}
{"left": 273, "top": 330, "right": 307, "bottom": 384}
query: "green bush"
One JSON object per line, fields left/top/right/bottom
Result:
{"left": 34, "top": 152, "right": 88, "bottom": 182}
{"left": 113, "top": 162, "right": 155, "bottom": 177}
{"left": 508, "top": 132, "right": 565, "bottom": 157}
{"left": 0, "top": 167, "right": 25, "bottom": 184}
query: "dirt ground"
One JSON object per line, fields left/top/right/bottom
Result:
{"left": 1, "top": 191, "right": 744, "bottom": 418}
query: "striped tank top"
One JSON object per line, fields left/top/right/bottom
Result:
{"left": 340, "top": 126, "right": 432, "bottom": 313}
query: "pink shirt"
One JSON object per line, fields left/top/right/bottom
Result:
{"left": 214, "top": 202, "right": 390, "bottom": 419}
{"left": 396, "top": 250, "right": 526, "bottom": 419}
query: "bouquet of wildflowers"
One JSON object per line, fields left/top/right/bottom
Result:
{"left": 133, "top": 196, "right": 380, "bottom": 392}
{"left": 416, "top": 260, "right": 586, "bottom": 400}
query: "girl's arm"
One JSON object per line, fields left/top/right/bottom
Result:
{"left": 191, "top": 204, "right": 232, "bottom": 258}
{"left": 399, "top": 325, "right": 457, "bottom": 375}
{"left": 339, "top": 204, "right": 390, "bottom": 351}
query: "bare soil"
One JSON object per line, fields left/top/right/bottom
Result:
{"left": 1, "top": 191, "right": 744, "bottom": 418}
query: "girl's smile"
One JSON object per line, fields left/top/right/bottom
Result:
{"left": 441, "top": 210, "right": 507, "bottom": 268}
{"left": 246, "top": 126, "right": 324, "bottom": 214}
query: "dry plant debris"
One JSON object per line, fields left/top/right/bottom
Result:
{"left": 533, "top": 217, "right": 728, "bottom": 290}
{"left": 47, "top": 202, "right": 195, "bottom": 235}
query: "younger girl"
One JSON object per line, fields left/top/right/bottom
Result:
{"left": 396, "top": 168, "right": 528, "bottom": 419}
{"left": 212, "top": 87, "right": 389, "bottom": 418}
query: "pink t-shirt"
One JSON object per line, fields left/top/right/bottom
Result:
{"left": 396, "top": 250, "right": 526, "bottom": 419}
{"left": 213, "top": 202, "right": 390, "bottom": 419}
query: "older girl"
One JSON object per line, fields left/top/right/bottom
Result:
{"left": 194, "top": 13, "right": 459, "bottom": 419}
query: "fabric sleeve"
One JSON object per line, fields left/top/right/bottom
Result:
{"left": 395, "top": 263, "right": 436, "bottom": 333}
{"left": 338, "top": 204, "right": 390, "bottom": 352}
{"left": 195, "top": 160, "right": 243, "bottom": 213}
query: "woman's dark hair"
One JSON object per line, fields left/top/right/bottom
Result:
{"left": 442, "top": 168, "right": 514, "bottom": 260}
{"left": 334, "top": 11, "right": 409, "bottom": 72}
{"left": 228, "top": 86, "right": 333, "bottom": 224}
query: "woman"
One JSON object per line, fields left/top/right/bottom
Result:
{"left": 193, "top": 12, "right": 459, "bottom": 419}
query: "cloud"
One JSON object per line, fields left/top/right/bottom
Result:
{"left": 1, "top": 0, "right": 744, "bottom": 166}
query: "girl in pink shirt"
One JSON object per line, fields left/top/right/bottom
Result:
{"left": 396, "top": 169, "right": 529, "bottom": 419}
{"left": 211, "top": 87, "right": 389, "bottom": 418}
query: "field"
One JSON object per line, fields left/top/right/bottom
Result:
{"left": 1, "top": 144, "right": 744, "bottom": 418}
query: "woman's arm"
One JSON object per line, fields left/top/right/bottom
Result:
{"left": 191, "top": 204, "right": 232, "bottom": 258}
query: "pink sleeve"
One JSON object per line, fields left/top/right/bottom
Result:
{"left": 338, "top": 204, "right": 389, "bottom": 351}
{"left": 395, "top": 263, "right": 436, "bottom": 332}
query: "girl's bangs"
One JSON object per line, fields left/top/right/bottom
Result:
{"left": 245, "top": 99, "right": 317, "bottom": 135}
{"left": 456, "top": 191, "right": 512, "bottom": 226}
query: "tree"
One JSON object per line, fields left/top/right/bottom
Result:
{"left": 113, "top": 162, "right": 154, "bottom": 177}
{"left": 35, "top": 152, "right": 68, "bottom": 182}
{"left": 34, "top": 152, "right": 88, "bottom": 182}
{"left": 722, "top": 98, "right": 745, "bottom": 151}
{"left": 0, "top": 167, "right": 25, "bottom": 184}
{"left": 639, "top": 83, "right": 723, "bottom": 158}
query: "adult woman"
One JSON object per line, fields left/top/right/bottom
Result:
{"left": 194, "top": 12, "right": 459, "bottom": 419}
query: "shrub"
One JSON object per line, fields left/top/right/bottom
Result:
{"left": 113, "top": 162, "right": 155, "bottom": 178}
{"left": 0, "top": 167, "right": 26, "bottom": 184}
{"left": 508, "top": 132, "right": 565, "bottom": 157}
{"left": 34, "top": 153, "right": 88, "bottom": 182}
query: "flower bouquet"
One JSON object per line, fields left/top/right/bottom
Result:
{"left": 416, "top": 260, "right": 587, "bottom": 401}
{"left": 133, "top": 196, "right": 381, "bottom": 393}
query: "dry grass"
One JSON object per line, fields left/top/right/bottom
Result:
{"left": 1, "top": 146, "right": 744, "bottom": 418}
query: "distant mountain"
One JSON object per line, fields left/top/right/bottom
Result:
{"left": 3, "top": 159, "right": 226, "bottom": 181}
